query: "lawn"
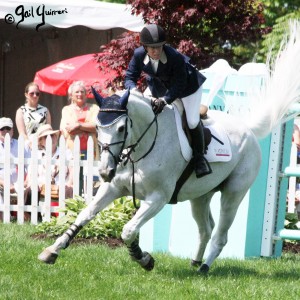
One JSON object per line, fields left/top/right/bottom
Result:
{"left": 0, "top": 223, "right": 299, "bottom": 300}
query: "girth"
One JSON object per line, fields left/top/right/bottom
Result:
{"left": 169, "top": 158, "right": 195, "bottom": 204}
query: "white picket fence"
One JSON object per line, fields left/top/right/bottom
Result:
{"left": 2, "top": 133, "right": 299, "bottom": 226}
{"left": 0, "top": 134, "right": 100, "bottom": 224}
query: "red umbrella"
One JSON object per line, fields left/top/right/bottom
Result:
{"left": 33, "top": 53, "right": 116, "bottom": 98}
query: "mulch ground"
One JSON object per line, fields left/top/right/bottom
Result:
{"left": 31, "top": 233, "right": 125, "bottom": 249}
{"left": 33, "top": 233, "right": 300, "bottom": 253}
{"left": 282, "top": 241, "right": 300, "bottom": 254}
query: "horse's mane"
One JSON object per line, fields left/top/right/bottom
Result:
{"left": 127, "top": 90, "right": 155, "bottom": 119}
{"left": 246, "top": 20, "right": 300, "bottom": 138}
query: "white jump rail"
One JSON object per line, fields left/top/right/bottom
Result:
{"left": 278, "top": 229, "right": 300, "bottom": 241}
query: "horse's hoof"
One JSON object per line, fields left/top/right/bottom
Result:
{"left": 143, "top": 255, "right": 155, "bottom": 271}
{"left": 197, "top": 263, "right": 209, "bottom": 275}
{"left": 135, "top": 251, "right": 155, "bottom": 271}
{"left": 38, "top": 249, "right": 58, "bottom": 264}
{"left": 191, "top": 260, "right": 202, "bottom": 267}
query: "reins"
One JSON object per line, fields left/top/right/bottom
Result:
{"left": 121, "top": 115, "right": 158, "bottom": 164}
{"left": 121, "top": 115, "right": 158, "bottom": 209}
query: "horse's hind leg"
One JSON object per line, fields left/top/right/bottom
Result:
{"left": 189, "top": 191, "right": 215, "bottom": 268}
{"left": 200, "top": 189, "right": 247, "bottom": 273}
{"left": 200, "top": 138, "right": 260, "bottom": 273}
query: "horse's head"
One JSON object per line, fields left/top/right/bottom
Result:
{"left": 93, "top": 87, "right": 130, "bottom": 182}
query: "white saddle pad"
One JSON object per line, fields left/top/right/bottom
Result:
{"left": 172, "top": 104, "right": 232, "bottom": 162}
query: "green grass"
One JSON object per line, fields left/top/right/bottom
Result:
{"left": 1, "top": 224, "right": 299, "bottom": 300}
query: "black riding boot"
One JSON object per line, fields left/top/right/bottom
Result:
{"left": 190, "top": 122, "right": 212, "bottom": 178}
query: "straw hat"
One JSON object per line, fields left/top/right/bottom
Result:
{"left": 36, "top": 124, "right": 60, "bottom": 140}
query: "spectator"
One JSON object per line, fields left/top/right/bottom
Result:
{"left": 60, "top": 81, "right": 99, "bottom": 194}
{"left": 27, "top": 124, "right": 73, "bottom": 200}
{"left": 60, "top": 81, "right": 99, "bottom": 158}
{"left": 292, "top": 123, "right": 300, "bottom": 218}
{"left": 292, "top": 123, "right": 300, "bottom": 163}
{"left": 15, "top": 82, "right": 51, "bottom": 148}
{"left": 0, "top": 117, "right": 31, "bottom": 221}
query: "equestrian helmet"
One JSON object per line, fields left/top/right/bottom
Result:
{"left": 140, "top": 24, "right": 166, "bottom": 47}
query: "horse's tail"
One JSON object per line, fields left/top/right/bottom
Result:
{"left": 247, "top": 20, "right": 300, "bottom": 139}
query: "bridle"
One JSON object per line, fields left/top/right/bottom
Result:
{"left": 97, "top": 112, "right": 129, "bottom": 166}
{"left": 97, "top": 108, "right": 158, "bottom": 208}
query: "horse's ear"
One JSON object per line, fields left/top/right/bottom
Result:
{"left": 119, "top": 89, "right": 130, "bottom": 109}
{"left": 91, "top": 86, "right": 103, "bottom": 107}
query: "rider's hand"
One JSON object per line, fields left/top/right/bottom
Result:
{"left": 151, "top": 98, "right": 167, "bottom": 114}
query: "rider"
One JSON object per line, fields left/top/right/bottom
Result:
{"left": 125, "top": 24, "right": 212, "bottom": 178}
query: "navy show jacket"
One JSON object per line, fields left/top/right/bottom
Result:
{"left": 125, "top": 45, "right": 206, "bottom": 104}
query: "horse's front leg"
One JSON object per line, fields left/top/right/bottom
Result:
{"left": 38, "top": 182, "right": 121, "bottom": 264}
{"left": 121, "top": 193, "right": 167, "bottom": 271}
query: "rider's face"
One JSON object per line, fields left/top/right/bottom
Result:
{"left": 146, "top": 46, "right": 163, "bottom": 60}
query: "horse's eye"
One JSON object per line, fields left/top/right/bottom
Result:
{"left": 118, "top": 125, "right": 125, "bottom": 133}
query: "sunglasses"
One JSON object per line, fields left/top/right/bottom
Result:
{"left": 28, "top": 92, "right": 40, "bottom": 97}
{"left": 0, "top": 126, "right": 12, "bottom": 131}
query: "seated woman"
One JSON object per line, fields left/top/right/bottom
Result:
{"left": 15, "top": 82, "right": 51, "bottom": 149}
{"left": 27, "top": 124, "right": 73, "bottom": 201}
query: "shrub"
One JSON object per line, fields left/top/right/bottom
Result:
{"left": 35, "top": 196, "right": 139, "bottom": 239}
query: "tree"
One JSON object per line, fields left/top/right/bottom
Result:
{"left": 260, "top": 10, "right": 300, "bottom": 59}
{"left": 262, "top": 0, "right": 300, "bottom": 26}
{"left": 258, "top": 1, "right": 300, "bottom": 60}
{"left": 97, "top": 0, "right": 268, "bottom": 92}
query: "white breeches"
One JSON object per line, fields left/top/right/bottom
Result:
{"left": 182, "top": 86, "right": 203, "bottom": 129}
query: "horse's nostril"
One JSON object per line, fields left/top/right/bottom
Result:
{"left": 108, "top": 169, "right": 115, "bottom": 179}
{"left": 100, "top": 173, "right": 110, "bottom": 182}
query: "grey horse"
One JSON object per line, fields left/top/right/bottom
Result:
{"left": 38, "top": 22, "right": 300, "bottom": 273}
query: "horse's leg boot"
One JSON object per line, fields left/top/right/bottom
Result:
{"left": 190, "top": 122, "right": 212, "bottom": 178}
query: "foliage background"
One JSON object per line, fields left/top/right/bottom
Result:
{"left": 97, "top": 0, "right": 268, "bottom": 91}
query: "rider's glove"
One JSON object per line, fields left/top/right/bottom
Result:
{"left": 151, "top": 98, "right": 167, "bottom": 114}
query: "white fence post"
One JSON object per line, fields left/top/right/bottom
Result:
{"left": 3, "top": 133, "right": 12, "bottom": 223}
{"left": 58, "top": 136, "right": 67, "bottom": 216}
{"left": 72, "top": 136, "right": 81, "bottom": 196}
{"left": 16, "top": 135, "right": 26, "bottom": 224}
{"left": 30, "top": 136, "right": 40, "bottom": 224}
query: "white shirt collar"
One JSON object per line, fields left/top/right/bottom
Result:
{"left": 143, "top": 49, "right": 167, "bottom": 65}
